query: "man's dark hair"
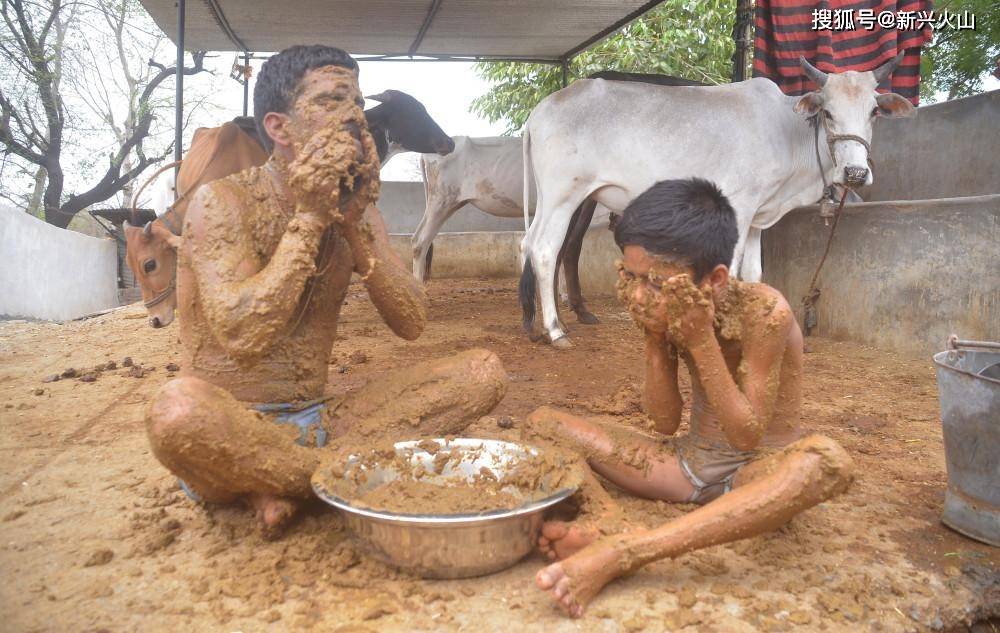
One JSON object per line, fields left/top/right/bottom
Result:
{"left": 253, "top": 45, "right": 358, "bottom": 152}
{"left": 613, "top": 178, "right": 738, "bottom": 280}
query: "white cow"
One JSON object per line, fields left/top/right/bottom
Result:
{"left": 415, "top": 136, "right": 609, "bottom": 324}
{"left": 149, "top": 171, "right": 176, "bottom": 217}
{"left": 520, "top": 55, "right": 915, "bottom": 347}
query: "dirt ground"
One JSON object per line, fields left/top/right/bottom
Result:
{"left": 1, "top": 278, "right": 997, "bottom": 632}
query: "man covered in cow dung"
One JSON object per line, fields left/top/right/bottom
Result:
{"left": 526, "top": 178, "right": 854, "bottom": 617}
{"left": 145, "top": 45, "right": 506, "bottom": 536}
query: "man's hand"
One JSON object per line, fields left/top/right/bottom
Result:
{"left": 337, "top": 127, "right": 381, "bottom": 226}
{"left": 287, "top": 125, "right": 354, "bottom": 218}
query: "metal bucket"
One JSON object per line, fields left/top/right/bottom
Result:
{"left": 933, "top": 337, "right": 1000, "bottom": 546}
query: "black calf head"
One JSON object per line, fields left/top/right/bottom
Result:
{"left": 364, "top": 90, "right": 454, "bottom": 159}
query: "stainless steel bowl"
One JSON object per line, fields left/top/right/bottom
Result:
{"left": 311, "top": 438, "right": 580, "bottom": 579}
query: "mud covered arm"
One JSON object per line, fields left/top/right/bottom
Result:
{"left": 643, "top": 331, "right": 683, "bottom": 435}
{"left": 342, "top": 204, "right": 427, "bottom": 340}
{"left": 187, "top": 185, "right": 327, "bottom": 362}
{"left": 685, "top": 304, "right": 792, "bottom": 450}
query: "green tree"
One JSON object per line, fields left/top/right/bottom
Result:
{"left": 472, "top": 0, "right": 738, "bottom": 135}
{"left": 920, "top": 0, "right": 999, "bottom": 102}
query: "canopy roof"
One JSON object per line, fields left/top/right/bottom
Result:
{"left": 139, "top": 0, "right": 666, "bottom": 62}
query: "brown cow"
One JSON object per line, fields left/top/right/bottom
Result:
{"left": 125, "top": 118, "right": 267, "bottom": 328}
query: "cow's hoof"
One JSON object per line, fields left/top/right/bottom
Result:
{"left": 576, "top": 311, "right": 600, "bottom": 325}
{"left": 551, "top": 336, "right": 573, "bottom": 350}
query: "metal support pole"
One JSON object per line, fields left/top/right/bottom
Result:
{"left": 560, "top": 59, "right": 569, "bottom": 88}
{"left": 731, "top": 0, "right": 753, "bottom": 82}
{"left": 242, "top": 51, "right": 250, "bottom": 116}
{"left": 174, "top": 0, "right": 185, "bottom": 193}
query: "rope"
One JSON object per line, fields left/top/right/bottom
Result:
{"left": 143, "top": 278, "right": 176, "bottom": 308}
{"left": 801, "top": 186, "right": 849, "bottom": 336}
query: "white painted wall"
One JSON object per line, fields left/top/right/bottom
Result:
{"left": 0, "top": 205, "right": 119, "bottom": 321}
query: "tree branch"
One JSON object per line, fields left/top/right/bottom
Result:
{"left": 56, "top": 50, "right": 208, "bottom": 216}
{"left": 0, "top": 90, "right": 45, "bottom": 164}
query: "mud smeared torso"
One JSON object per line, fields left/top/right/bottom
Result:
{"left": 685, "top": 281, "right": 803, "bottom": 455}
{"left": 178, "top": 165, "right": 354, "bottom": 403}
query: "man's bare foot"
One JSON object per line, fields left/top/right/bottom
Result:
{"left": 248, "top": 493, "right": 299, "bottom": 539}
{"left": 536, "top": 538, "right": 627, "bottom": 618}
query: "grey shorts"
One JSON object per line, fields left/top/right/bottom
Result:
{"left": 675, "top": 436, "right": 754, "bottom": 504}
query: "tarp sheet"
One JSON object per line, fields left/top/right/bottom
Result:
{"left": 139, "top": 0, "right": 665, "bottom": 60}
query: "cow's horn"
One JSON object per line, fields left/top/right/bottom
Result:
{"left": 143, "top": 221, "right": 153, "bottom": 236}
{"left": 799, "top": 56, "right": 828, "bottom": 87}
{"left": 364, "top": 91, "right": 393, "bottom": 103}
{"left": 872, "top": 51, "right": 905, "bottom": 84}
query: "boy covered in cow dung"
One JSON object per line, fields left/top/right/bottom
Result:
{"left": 526, "top": 178, "right": 854, "bottom": 617}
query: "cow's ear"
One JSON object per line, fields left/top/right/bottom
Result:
{"left": 875, "top": 92, "right": 916, "bottom": 118}
{"left": 794, "top": 91, "right": 824, "bottom": 116}
{"left": 166, "top": 233, "right": 182, "bottom": 250}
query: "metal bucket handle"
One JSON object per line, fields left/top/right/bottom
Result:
{"left": 947, "top": 334, "right": 1000, "bottom": 352}
{"left": 941, "top": 334, "right": 1000, "bottom": 386}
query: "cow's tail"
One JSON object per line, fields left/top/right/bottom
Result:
{"left": 424, "top": 244, "right": 434, "bottom": 281}
{"left": 519, "top": 256, "right": 538, "bottom": 338}
{"left": 519, "top": 126, "right": 538, "bottom": 337}
{"left": 522, "top": 127, "right": 532, "bottom": 232}
{"left": 418, "top": 154, "right": 435, "bottom": 280}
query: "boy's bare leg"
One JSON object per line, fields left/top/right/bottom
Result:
{"left": 335, "top": 348, "right": 508, "bottom": 441}
{"left": 146, "top": 376, "right": 322, "bottom": 535}
{"left": 536, "top": 434, "right": 853, "bottom": 617}
{"left": 525, "top": 406, "right": 696, "bottom": 560}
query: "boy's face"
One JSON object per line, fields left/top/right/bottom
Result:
{"left": 617, "top": 245, "right": 729, "bottom": 341}
{"left": 617, "top": 245, "right": 694, "bottom": 334}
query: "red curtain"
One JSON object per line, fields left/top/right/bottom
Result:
{"left": 753, "top": 0, "right": 934, "bottom": 104}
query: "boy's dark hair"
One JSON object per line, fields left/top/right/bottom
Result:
{"left": 253, "top": 45, "right": 358, "bottom": 152}
{"left": 613, "top": 178, "right": 738, "bottom": 280}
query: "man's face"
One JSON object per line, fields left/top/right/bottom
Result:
{"left": 617, "top": 244, "right": 697, "bottom": 333}
{"left": 285, "top": 65, "right": 367, "bottom": 156}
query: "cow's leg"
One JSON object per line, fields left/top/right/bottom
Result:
{"left": 411, "top": 200, "right": 461, "bottom": 282}
{"left": 554, "top": 202, "right": 585, "bottom": 318}
{"left": 739, "top": 227, "right": 763, "bottom": 282}
{"left": 528, "top": 197, "right": 583, "bottom": 348}
{"left": 561, "top": 199, "right": 599, "bottom": 324}
{"left": 727, "top": 198, "right": 756, "bottom": 280}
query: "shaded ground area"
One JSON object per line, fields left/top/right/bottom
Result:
{"left": 0, "top": 278, "right": 996, "bottom": 632}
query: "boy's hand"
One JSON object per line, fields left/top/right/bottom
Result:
{"left": 659, "top": 274, "right": 715, "bottom": 349}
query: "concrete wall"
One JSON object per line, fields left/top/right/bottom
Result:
{"left": 864, "top": 90, "right": 999, "bottom": 202}
{"left": 379, "top": 181, "right": 524, "bottom": 234}
{"left": 388, "top": 228, "right": 623, "bottom": 293}
{"left": 0, "top": 205, "right": 119, "bottom": 321}
{"left": 762, "top": 196, "right": 999, "bottom": 359}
